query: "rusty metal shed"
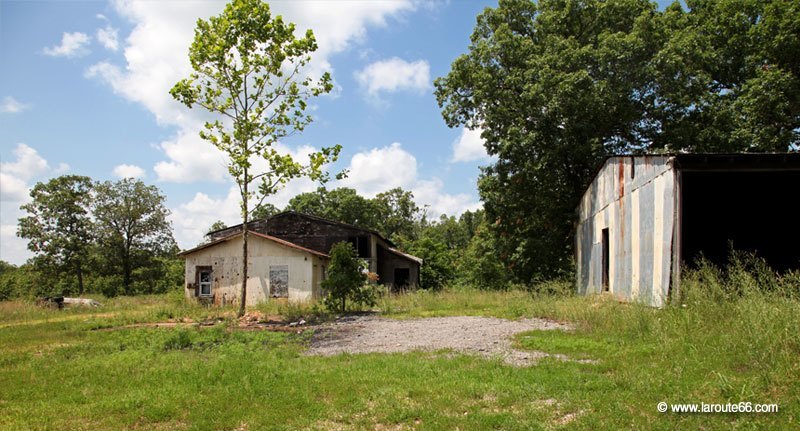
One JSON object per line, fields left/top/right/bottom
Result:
{"left": 575, "top": 153, "right": 800, "bottom": 307}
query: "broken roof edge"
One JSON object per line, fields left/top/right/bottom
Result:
{"left": 386, "top": 247, "right": 424, "bottom": 265}
{"left": 205, "top": 211, "right": 397, "bottom": 248}
{"left": 178, "top": 230, "right": 330, "bottom": 259}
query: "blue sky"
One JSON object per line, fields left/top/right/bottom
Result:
{"left": 1, "top": 0, "right": 502, "bottom": 264}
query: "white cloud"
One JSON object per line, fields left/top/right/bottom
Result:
{"left": 340, "top": 143, "right": 417, "bottom": 196}
{"left": 354, "top": 57, "right": 430, "bottom": 100}
{"left": 0, "top": 144, "right": 69, "bottom": 265}
{"left": 112, "top": 164, "right": 145, "bottom": 178}
{"left": 0, "top": 173, "right": 29, "bottom": 203}
{"left": 43, "top": 32, "right": 91, "bottom": 58}
{"left": 1, "top": 96, "right": 30, "bottom": 114}
{"left": 170, "top": 186, "right": 241, "bottom": 249}
{"left": 152, "top": 128, "right": 229, "bottom": 183}
{"left": 338, "top": 142, "right": 480, "bottom": 217}
{"left": 96, "top": 25, "right": 119, "bottom": 51}
{"left": 1, "top": 144, "right": 50, "bottom": 181}
{"left": 451, "top": 127, "right": 491, "bottom": 163}
{"left": 87, "top": 0, "right": 415, "bottom": 184}
{"left": 0, "top": 224, "right": 29, "bottom": 266}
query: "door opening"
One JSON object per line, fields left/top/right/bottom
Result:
{"left": 601, "top": 228, "right": 610, "bottom": 292}
{"left": 394, "top": 268, "right": 410, "bottom": 289}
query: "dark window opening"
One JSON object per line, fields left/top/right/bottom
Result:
{"left": 681, "top": 170, "right": 800, "bottom": 272}
{"left": 630, "top": 160, "right": 635, "bottom": 179}
{"left": 601, "top": 229, "right": 610, "bottom": 291}
{"left": 269, "top": 265, "right": 289, "bottom": 298}
{"left": 348, "top": 235, "right": 370, "bottom": 258}
{"left": 394, "top": 268, "right": 410, "bottom": 288}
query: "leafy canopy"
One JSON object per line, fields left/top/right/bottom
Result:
{"left": 17, "top": 175, "right": 94, "bottom": 294}
{"left": 322, "top": 242, "right": 375, "bottom": 313}
{"left": 435, "top": 0, "right": 800, "bottom": 281}
{"left": 170, "top": 0, "right": 342, "bottom": 219}
{"left": 93, "top": 179, "right": 177, "bottom": 295}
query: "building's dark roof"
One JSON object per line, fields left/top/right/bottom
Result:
{"left": 178, "top": 229, "right": 330, "bottom": 258}
{"left": 591, "top": 152, "right": 800, "bottom": 182}
{"left": 671, "top": 152, "right": 800, "bottom": 171}
{"left": 206, "top": 211, "right": 397, "bottom": 248}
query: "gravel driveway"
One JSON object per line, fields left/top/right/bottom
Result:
{"left": 306, "top": 315, "right": 576, "bottom": 366}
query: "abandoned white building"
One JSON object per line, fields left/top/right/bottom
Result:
{"left": 179, "top": 212, "right": 422, "bottom": 304}
{"left": 575, "top": 154, "right": 800, "bottom": 307}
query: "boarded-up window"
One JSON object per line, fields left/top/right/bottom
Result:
{"left": 270, "top": 265, "right": 289, "bottom": 298}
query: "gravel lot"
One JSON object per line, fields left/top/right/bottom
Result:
{"left": 306, "top": 315, "right": 577, "bottom": 366}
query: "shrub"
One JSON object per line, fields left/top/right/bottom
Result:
{"left": 322, "top": 242, "right": 376, "bottom": 313}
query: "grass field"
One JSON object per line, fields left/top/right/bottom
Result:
{"left": 1, "top": 266, "right": 799, "bottom": 430}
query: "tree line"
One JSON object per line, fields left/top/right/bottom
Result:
{"left": 1, "top": 176, "right": 180, "bottom": 300}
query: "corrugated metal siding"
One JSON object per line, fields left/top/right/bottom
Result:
{"left": 575, "top": 156, "right": 676, "bottom": 307}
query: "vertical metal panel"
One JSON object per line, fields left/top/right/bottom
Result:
{"left": 638, "top": 180, "right": 655, "bottom": 303}
{"left": 575, "top": 156, "right": 676, "bottom": 307}
{"left": 631, "top": 188, "right": 640, "bottom": 299}
{"left": 660, "top": 172, "right": 676, "bottom": 305}
{"left": 652, "top": 174, "right": 665, "bottom": 306}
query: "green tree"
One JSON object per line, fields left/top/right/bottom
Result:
{"left": 0, "top": 262, "right": 41, "bottom": 300}
{"left": 458, "top": 221, "right": 509, "bottom": 290}
{"left": 171, "top": 0, "right": 341, "bottom": 316}
{"left": 286, "top": 187, "right": 379, "bottom": 229}
{"left": 17, "top": 175, "right": 94, "bottom": 294}
{"left": 653, "top": 0, "right": 800, "bottom": 152}
{"left": 373, "top": 188, "right": 420, "bottom": 245}
{"left": 285, "top": 187, "right": 327, "bottom": 216}
{"left": 208, "top": 220, "right": 228, "bottom": 233}
{"left": 251, "top": 203, "right": 279, "bottom": 220}
{"left": 93, "top": 179, "right": 176, "bottom": 295}
{"left": 408, "top": 236, "right": 454, "bottom": 290}
{"left": 436, "top": 0, "right": 799, "bottom": 282}
{"left": 322, "top": 242, "right": 374, "bottom": 313}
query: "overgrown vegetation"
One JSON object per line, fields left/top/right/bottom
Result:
{"left": 1, "top": 261, "right": 797, "bottom": 429}
{"left": 322, "top": 241, "right": 377, "bottom": 313}
{"left": 435, "top": 0, "right": 800, "bottom": 283}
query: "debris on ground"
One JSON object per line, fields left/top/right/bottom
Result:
{"left": 63, "top": 297, "right": 102, "bottom": 307}
{"left": 36, "top": 296, "right": 102, "bottom": 309}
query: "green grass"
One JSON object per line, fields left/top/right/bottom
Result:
{"left": 1, "top": 269, "right": 799, "bottom": 430}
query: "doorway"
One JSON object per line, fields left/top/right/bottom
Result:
{"left": 601, "top": 228, "right": 610, "bottom": 292}
{"left": 394, "top": 268, "right": 410, "bottom": 289}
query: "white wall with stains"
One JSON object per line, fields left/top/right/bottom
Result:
{"left": 182, "top": 235, "right": 327, "bottom": 305}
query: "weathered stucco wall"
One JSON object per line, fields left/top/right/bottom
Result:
{"left": 183, "top": 235, "right": 326, "bottom": 305}
{"left": 575, "top": 156, "right": 676, "bottom": 307}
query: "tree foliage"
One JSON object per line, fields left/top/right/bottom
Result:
{"left": 93, "top": 179, "right": 177, "bottom": 296}
{"left": 373, "top": 188, "right": 421, "bottom": 246}
{"left": 435, "top": 0, "right": 800, "bottom": 282}
{"left": 286, "top": 187, "right": 379, "bottom": 229}
{"left": 17, "top": 175, "right": 94, "bottom": 294}
{"left": 171, "top": 0, "right": 341, "bottom": 316}
{"left": 322, "top": 242, "right": 374, "bottom": 313}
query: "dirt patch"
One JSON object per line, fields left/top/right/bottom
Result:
{"left": 306, "top": 315, "right": 587, "bottom": 366}
{"left": 93, "top": 312, "right": 314, "bottom": 333}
